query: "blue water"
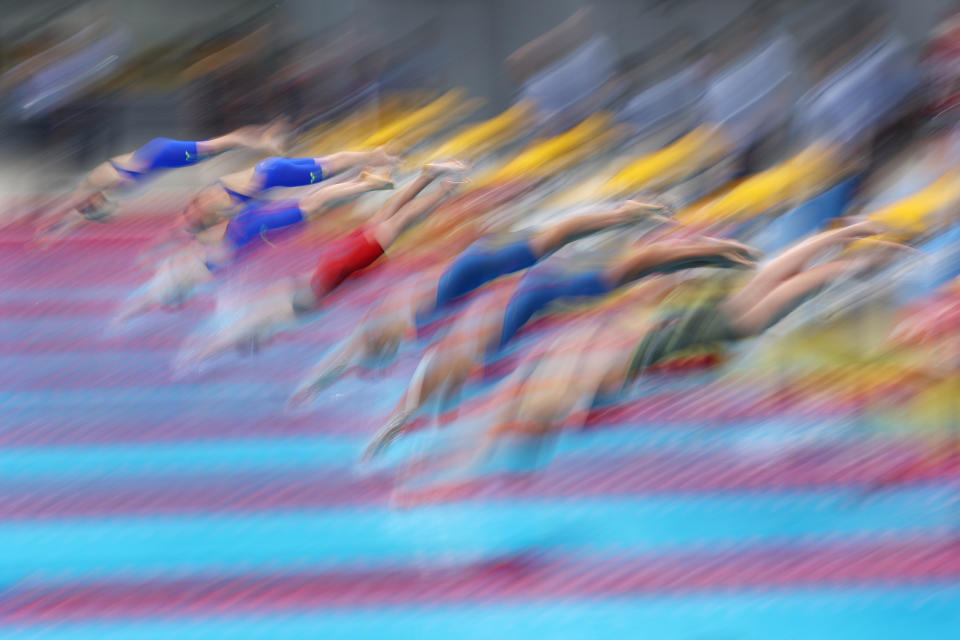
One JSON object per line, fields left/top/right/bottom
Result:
{"left": 6, "top": 590, "right": 960, "bottom": 640}
{"left": 2, "top": 231, "right": 958, "bottom": 639}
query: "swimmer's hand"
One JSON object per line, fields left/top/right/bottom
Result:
{"left": 361, "top": 410, "right": 415, "bottom": 462}
{"left": 359, "top": 168, "right": 395, "bottom": 191}
{"left": 288, "top": 384, "right": 320, "bottom": 410}
{"left": 288, "top": 364, "right": 347, "bottom": 409}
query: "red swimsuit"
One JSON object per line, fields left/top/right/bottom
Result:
{"left": 310, "top": 227, "right": 386, "bottom": 297}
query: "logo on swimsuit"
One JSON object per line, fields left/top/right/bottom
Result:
{"left": 185, "top": 150, "right": 195, "bottom": 162}
{"left": 310, "top": 171, "right": 320, "bottom": 184}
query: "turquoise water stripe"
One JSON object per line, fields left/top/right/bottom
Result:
{"left": 0, "top": 439, "right": 359, "bottom": 479}
{"left": 1, "top": 488, "right": 954, "bottom": 583}
{"left": 0, "top": 418, "right": 869, "bottom": 480}
{"left": 3, "top": 588, "right": 959, "bottom": 639}
{"left": 0, "top": 383, "right": 402, "bottom": 412}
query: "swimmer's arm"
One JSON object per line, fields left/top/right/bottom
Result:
{"left": 290, "top": 331, "right": 368, "bottom": 406}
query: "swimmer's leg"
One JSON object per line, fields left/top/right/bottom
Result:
{"left": 298, "top": 170, "right": 394, "bottom": 220}
{"left": 526, "top": 199, "right": 671, "bottom": 258}
{"left": 366, "top": 161, "right": 465, "bottom": 227}
{"left": 315, "top": 148, "right": 399, "bottom": 177}
{"left": 368, "top": 178, "right": 460, "bottom": 249}
{"left": 731, "top": 256, "right": 883, "bottom": 337}
{"left": 195, "top": 121, "right": 291, "bottom": 156}
{"left": 723, "top": 222, "right": 882, "bottom": 317}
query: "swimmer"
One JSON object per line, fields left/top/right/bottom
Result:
{"left": 360, "top": 235, "right": 758, "bottom": 460}
{"left": 396, "top": 221, "right": 909, "bottom": 482}
{"left": 289, "top": 199, "right": 676, "bottom": 404}
{"left": 36, "top": 121, "right": 292, "bottom": 241}
{"left": 177, "top": 146, "right": 400, "bottom": 236}
{"left": 180, "top": 160, "right": 468, "bottom": 364}
{"left": 115, "top": 168, "right": 395, "bottom": 321}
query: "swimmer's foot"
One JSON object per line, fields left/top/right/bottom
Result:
{"left": 360, "top": 168, "right": 395, "bottom": 190}
{"left": 440, "top": 177, "right": 470, "bottom": 193}
{"left": 424, "top": 159, "right": 469, "bottom": 178}
{"left": 615, "top": 199, "right": 675, "bottom": 225}
{"left": 371, "top": 146, "right": 401, "bottom": 168}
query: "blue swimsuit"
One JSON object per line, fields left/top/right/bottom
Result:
{"left": 219, "top": 157, "right": 325, "bottom": 203}
{"left": 253, "top": 157, "right": 324, "bottom": 190}
{"left": 223, "top": 199, "right": 306, "bottom": 251}
{"left": 499, "top": 264, "right": 612, "bottom": 347}
{"left": 110, "top": 138, "right": 205, "bottom": 182}
{"left": 434, "top": 231, "right": 540, "bottom": 307}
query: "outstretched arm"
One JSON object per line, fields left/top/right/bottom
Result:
{"left": 361, "top": 345, "right": 450, "bottom": 462}
{"left": 289, "top": 330, "right": 374, "bottom": 407}
{"left": 526, "top": 199, "right": 673, "bottom": 257}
